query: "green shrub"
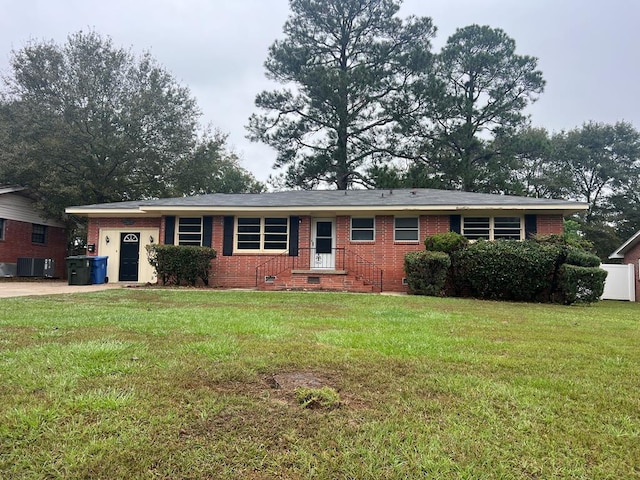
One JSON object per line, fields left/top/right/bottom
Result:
{"left": 424, "top": 231, "right": 469, "bottom": 254}
{"left": 450, "top": 239, "right": 607, "bottom": 304}
{"left": 404, "top": 251, "right": 451, "bottom": 296}
{"left": 564, "top": 247, "right": 601, "bottom": 267}
{"left": 146, "top": 245, "right": 217, "bottom": 286}
{"left": 555, "top": 264, "right": 608, "bottom": 304}
{"left": 452, "top": 240, "right": 559, "bottom": 302}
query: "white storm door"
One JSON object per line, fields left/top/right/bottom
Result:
{"left": 311, "top": 219, "right": 335, "bottom": 269}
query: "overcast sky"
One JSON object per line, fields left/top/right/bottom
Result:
{"left": 1, "top": 0, "right": 639, "bottom": 183}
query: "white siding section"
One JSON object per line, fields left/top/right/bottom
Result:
{"left": 601, "top": 264, "right": 636, "bottom": 301}
{"left": 0, "top": 193, "right": 64, "bottom": 227}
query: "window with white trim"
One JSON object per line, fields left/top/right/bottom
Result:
{"left": 177, "top": 217, "right": 203, "bottom": 246}
{"left": 394, "top": 217, "right": 419, "bottom": 241}
{"left": 236, "top": 217, "right": 288, "bottom": 252}
{"left": 32, "top": 224, "right": 47, "bottom": 244}
{"left": 0, "top": 218, "right": 4, "bottom": 241}
{"left": 351, "top": 217, "right": 375, "bottom": 241}
{"left": 462, "top": 216, "right": 522, "bottom": 240}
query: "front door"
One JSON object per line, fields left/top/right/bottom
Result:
{"left": 119, "top": 232, "right": 140, "bottom": 282}
{"left": 311, "top": 219, "right": 335, "bottom": 269}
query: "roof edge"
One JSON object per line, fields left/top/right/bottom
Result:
{"left": 609, "top": 229, "right": 640, "bottom": 259}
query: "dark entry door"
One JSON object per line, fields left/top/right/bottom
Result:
{"left": 119, "top": 232, "right": 140, "bottom": 282}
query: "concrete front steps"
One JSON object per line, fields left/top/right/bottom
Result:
{"left": 258, "top": 269, "right": 378, "bottom": 293}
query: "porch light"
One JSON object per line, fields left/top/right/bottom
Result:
{"left": 105, "top": 236, "right": 110, "bottom": 244}
{"left": 149, "top": 235, "right": 155, "bottom": 244}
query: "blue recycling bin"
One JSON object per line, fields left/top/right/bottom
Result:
{"left": 90, "top": 256, "right": 109, "bottom": 284}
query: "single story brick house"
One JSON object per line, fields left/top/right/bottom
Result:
{"left": 0, "top": 186, "right": 67, "bottom": 277}
{"left": 66, "top": 188, "right": 587, "bottom": 292}
{"left": 609, "top": 230, "right": 640, "bottom": 301}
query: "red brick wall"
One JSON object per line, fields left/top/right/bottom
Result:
{"left": 86, "top": 217, "right": 162, "bottom": 251}
{"left": 623, "top": 242, "right": 640, "bottom": 302}
{"left": 86, "top": 212, "right": 567, "bottom": 292}
{"left": 536, "top": 214, "right": 564, "bottom": 235}
{"left": 0, "top": 218, "right": 67, "bottom": 277}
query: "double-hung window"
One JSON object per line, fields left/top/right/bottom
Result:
{"left": 0, "top": 218, "right": 5, "bottom": 241}
{"left": 177, "top": 217, "right": 203, "bottom": 246}
{"left": 32, "top": 224, "right": 47, "bottom": 244}
{"left": 351, "top": 217, "right": 375, "bottom": 241}
{"left": 462, "top": 216, "right": 522, "bottom": 240}
{"left": 236, "top": 217, "right": 288, "bottom": 252}
{"left": 394, "top": 217, "right": 419, "bottom": 242}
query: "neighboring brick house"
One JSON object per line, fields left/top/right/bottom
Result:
{"left": 0, "top": 186, "right": 67, "bottom": 278}
{"left": 66, "top": 189, "right": 587, "bottom": 292}
{"left": 609, "top": 230, "right": 640, "bottom": 302}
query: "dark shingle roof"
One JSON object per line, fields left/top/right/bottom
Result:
{"left": 66, "top": 188, "right": 587, "bottom": 213}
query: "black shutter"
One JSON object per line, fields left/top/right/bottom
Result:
{"left": 450, "top": 215, "right": 461, "bottom": 234}
{"left": 525, "top": 214, "right": 537, "bottom": 239}
{"left": 223, "top": 216, "right": 234, "bottom": 256}
{"left": 202, "top": 216, "right": 213, "bottom": 247}
{"left": 164, "top": 216, "right": 175, "bottom": 245}
{"left": 289, "top": 216, "right": 299, "bottom": 256}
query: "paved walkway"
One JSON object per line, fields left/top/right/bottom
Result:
{"left": 0, "top": 280, "right": 122, "bottom": 298}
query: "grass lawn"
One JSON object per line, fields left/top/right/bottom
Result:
{"left": 1, "top": 289, "right": 639, "bottom": 479}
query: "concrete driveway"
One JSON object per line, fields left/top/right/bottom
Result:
{"left": 0, "top": 280, "right": 122, "bottom": 298}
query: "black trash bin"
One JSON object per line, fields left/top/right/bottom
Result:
{"left": 66, "top": 256, "right": 92, "bottom": 285}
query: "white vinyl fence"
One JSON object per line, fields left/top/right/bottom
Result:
{"left": 601, "top": 264, "right": 636, "bottom": 301}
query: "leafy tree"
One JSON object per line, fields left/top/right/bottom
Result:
{"left": 550, "top": 121, "right": 640, "bottom": 223}
{"left": 0, "top": 30, "right": 260, "bottom": 224}
{"left": 170, "top": 131, "right": 265, "bottom": 196}
{"left": 405, "top": 25, "right": 545, "bottom": 192}
{"left": 247, "top": 0, "right": 435, "bottom": 190}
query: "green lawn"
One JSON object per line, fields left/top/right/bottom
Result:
{"left": 1, "top": 289, "right": 638, "bottom": 479}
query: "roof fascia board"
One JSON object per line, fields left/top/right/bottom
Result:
{"left": 609, "top": 229, "right": 640, "bottom": 259}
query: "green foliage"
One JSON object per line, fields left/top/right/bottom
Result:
{"left": 404, "top": 251, "right": 451, "bottom": 296}
{"left": 406, "top": 25, "right": 545, "bottom": 192}
{"left": 423, "top": 231, "right": 469, "bottom": 254}
{"left": 248, "top": 0, "right": 436, "bottom": 189}
{"left": 0, "top": 31, "right": 261, "bottom": 225}
{"left": 146, "top": 245, "right": 216, "bottom": 286}
{"left": 452, "top": 240, "right": 558, "bottom": 302}
{"left": 295, "top": 386, "right": 341, "bottom": 410}
{"left": 449, "top": 240, "right": 607, "bottom": 304}
{"left": 564, "top": 247, "right": 601, "bottom": 268}
{"left": 555, "top": 264, "right": 608, "bottom": 305}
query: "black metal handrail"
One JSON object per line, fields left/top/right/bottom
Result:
{"left": 255, "top": 247, "right": 383, "bottom": 292}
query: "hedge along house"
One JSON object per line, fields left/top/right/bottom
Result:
{"left": 0, "top": 186, "right": 67, "bottom": 278}
{"left": 65, "top": 189, "right": 587, "bottom": 292}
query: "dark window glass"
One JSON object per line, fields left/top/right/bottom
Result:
{"left": 32, "top": 224, "right": 47, "bottom": 244}
{"left": 394, "top": 217, "right": 419, "bottom": 241}
{"left": 351, "top": 217, "right": 375, "bottom": 241}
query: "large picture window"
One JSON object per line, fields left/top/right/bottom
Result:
{"left": 351, "top": 217, "right": 375, "bottom": 241}
{"left": 177, "top": 217, "right": 203, "bottom": 246}
{"left": 236, "top": 217, "right": 288, "bottom": 252}
{"left": 463, "top": 216, "right": 522, "bottom": 240}
{"left": 394, "top": 217, "right": 419, "bottom": 241}
{"left": 31, "top": 224, "right": 47, "bottom": 244}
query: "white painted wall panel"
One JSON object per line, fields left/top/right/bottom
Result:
{"left": 0, "top": 193, "right": 64, "bottom": 227}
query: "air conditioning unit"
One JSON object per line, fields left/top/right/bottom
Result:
{"left": 16, "top": 258, "right": 55, "bottom": 277}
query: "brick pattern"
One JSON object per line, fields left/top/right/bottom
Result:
{"left": 0, "top": 218, "right": 67, "bottom": 277}
{"left": 87, "top": 213, "right": 566, "bottom": 292}
{"left": 536, "top": 214, "right": 564, "bottom": 235}
{"left": 87, "top": 217, "right": 162, "bottom": 251}
{"left": 622, "top": 242, "right": 640, "bottom": 301}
